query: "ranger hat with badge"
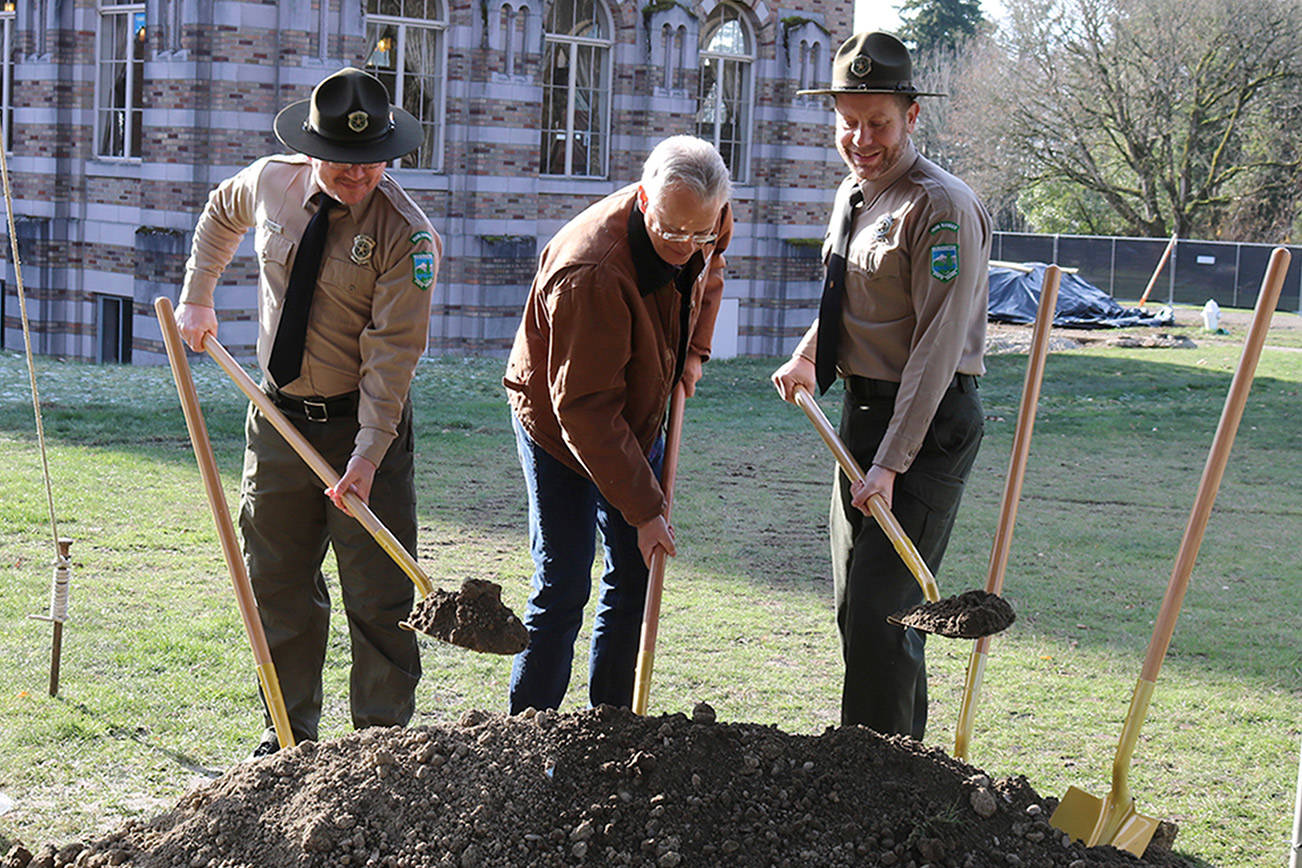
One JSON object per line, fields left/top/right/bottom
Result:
{"left": 274, "top": 67, "right": 423, "bottom": 163}
{"left": 797, "top": 31, "right": 945, "bottom": 98}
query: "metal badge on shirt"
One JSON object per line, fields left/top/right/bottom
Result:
{"left": 350, "top": 234, "right": 376, "bottom": 266}
{"left": 872, "top": 214, "right": 895, "bottom": 242}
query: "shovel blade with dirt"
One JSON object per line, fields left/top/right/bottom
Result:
{"left": 1050, "top": 246, "right": 1290, "bottom": 857}
{"left": 190, "top": 324, "right": 526, "bottom": 656}
{"left": 792, "top": 385, "right": 1014, "bottom": 640}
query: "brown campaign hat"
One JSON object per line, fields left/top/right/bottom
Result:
{"left": 274, "top": 67, "right": 423, "bottom": 163}
{"left": 797, "top": 32, "right": 945, "bottom": 97}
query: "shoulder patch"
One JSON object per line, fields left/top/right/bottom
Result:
{"left": 410, "top": 230, "right": 433, "bottom": 245}
{"left": 929, "top": 220, "right": 961, "bottom": 235}
{"left": 411, "top": 251, "right": 436, "bottom": 290}
{"left": 930, "top": 244, "right": 959, "bottom": 282}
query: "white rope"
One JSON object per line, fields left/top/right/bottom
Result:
{"left": 0, "top": 132, "right": 67, "bottom": 572}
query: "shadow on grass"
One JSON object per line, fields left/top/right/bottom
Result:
{"left": 54, "top": 696, "right": 225, "bottom": 779}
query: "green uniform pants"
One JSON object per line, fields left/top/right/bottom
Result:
{"left": 240, "top": 396, "right": 420, "bottom": 742}
{"left": 831, "top": 377, "right": 983, "bottom": 739}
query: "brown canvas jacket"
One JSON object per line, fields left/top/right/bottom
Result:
{"left": 504, "top": 184, "right": 731, "bottom": 526}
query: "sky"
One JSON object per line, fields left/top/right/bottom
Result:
{"left": 854, "top": 0, "right": 1006, "bottom": 34}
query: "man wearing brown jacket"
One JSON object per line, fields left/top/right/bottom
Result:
{"left": 504, "top": 135, "right": 732, "bottom": 713}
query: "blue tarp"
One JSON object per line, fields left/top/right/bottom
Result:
{"left": 989, "top": 263, "right": 1175, "bottom": 328}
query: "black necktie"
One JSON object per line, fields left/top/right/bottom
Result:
{"left": 268, "top": 194, "right": 338, "bottom": 388}
{"left": 814, "top": 186, "right": 864, "bottom": 394}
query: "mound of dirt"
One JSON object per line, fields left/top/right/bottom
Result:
{"left": 402, "top": 578, "right": 528, "bottom": 655}
{"left": 890, "top": 590, "right": 1017, "bottom": 639}
{"left": 4, "top": 705, "right": 1188, "bottom": 868}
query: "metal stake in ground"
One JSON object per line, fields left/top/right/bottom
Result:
{"left": 1050, "top": 246, "right": 1291, "bottom": 857}
{"left": 28, "top": 538, "right": 72, "bottom": 696}
{"left": 954, "top": 264, "right": 1062, "bottom": 761}
{"left": 793, "top": 385, "right": 1014, "bottom": 640}
{"left": 199, "top": 331, "right": 526, "bottom": 655}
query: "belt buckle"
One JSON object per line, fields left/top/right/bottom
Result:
{"left": 303, "top": 399, "right": 328, "bottom": 422}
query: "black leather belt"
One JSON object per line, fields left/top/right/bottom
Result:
{"left": 846, "top": 373, "right": 978, "bottom": 401}
{"left": 263, "top": 384, "right": 359, "bottom": 423}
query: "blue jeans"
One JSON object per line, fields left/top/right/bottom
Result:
{"left": 508, "top": 413, "right": 664, "bottom": 713}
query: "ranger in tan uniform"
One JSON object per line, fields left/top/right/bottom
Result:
{"left": 773, "top": 33, "right": 991, "bottom": 739}
{"left": 175, "top": 67, "right": 441, "bottom": 756}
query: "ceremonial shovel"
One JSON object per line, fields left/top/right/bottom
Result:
{"left": 1050, "top": 247, "right": 1290, "bottom": 856}
{"left": 157, "top": 298, "right": 526, "bottom": 655}
{"left": 793, "top": 385, "right": 1014, "bottom": 639}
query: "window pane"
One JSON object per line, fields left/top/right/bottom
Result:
{"left": 539, "top": 42, "right": 570, "bottom": 174}
{"left": 368, "top": 0, "right": 402, "bottom": 16}
{"left": 99, "top": 13, "right": 129, "bottom": 156}
{"left": 547, "top": 0, "right": 605, "bottom": 39}
{"left": 400, "top": 26, "right": 442, "bottom": 168}
{"left": 706, "top": 18, "right": 745, "bottom": 55}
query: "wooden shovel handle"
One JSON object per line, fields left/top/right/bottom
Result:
{"left": 154, "top": 297, "right": 295, "bottom": 749}
{"left": 954, "top": 264, "right": 1061, "bottom": 760}
{"left": 1140, "top": 246, "right": 1289, "bottom": 681}
{"left": 793, "top": 385, "right": 941, "bottom": 604}
{"left": 632, "top": 382, "right": 687, "bottom": 716}
{"left": 199, "top": 332, "right": 434, "bottom": 598}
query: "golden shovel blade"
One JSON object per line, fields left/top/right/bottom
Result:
{"left": 1050, "top": 785, "right": 1160, "bottom": 858}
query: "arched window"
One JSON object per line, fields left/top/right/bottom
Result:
{"left": 696, "top": 2, "right": 752, "bottom": 181}
{"left": 364, "top": 0, "right": 448, "bottom": 171}
{"left": 540, "top": 0, "right": 611, "bottom": 177}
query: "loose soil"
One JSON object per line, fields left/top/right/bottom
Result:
{"left": 3, "top": 706, "right": 1189, "bottom": 868}
{"left": 890, "top": 590, "right": 1016, "bottom": 639}
{"left": 402, "top": 579, "right": 528, "bottom": 655}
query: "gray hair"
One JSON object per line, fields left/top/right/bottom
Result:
{"left": 640, "top": 135, "right": 731, "bottom": 206}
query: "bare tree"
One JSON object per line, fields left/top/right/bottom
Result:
{"left": 947, "top": 0, "right": 1302, "bottom": 239}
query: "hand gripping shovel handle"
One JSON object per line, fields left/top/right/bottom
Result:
{"left": 1051, "top": 247, "right": 1290, "bottom": 855}
{"left": 154, "top": 297, "right": 295, "bottom": 750}
{"left": 198, "top": 330, "right": 435, "bottom": 599}
{"left": 793, "top": 385, "right": 941, "bottom": 604}
{"left": 632, "top": 382, "right": 686, "bottom": 716}
{"left": 954, "top": 264, "right": 1062, "bottom": 761}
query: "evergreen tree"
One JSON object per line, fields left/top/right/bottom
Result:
{"left": 897, "top": 0, "right": 984, "bottom": 53}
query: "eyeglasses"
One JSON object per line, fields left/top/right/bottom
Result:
{"left": 645, "top": 212, "right": 718, "bottom": 246}
{"left": 656, "top": 227, "right": 719, "bottom": 246}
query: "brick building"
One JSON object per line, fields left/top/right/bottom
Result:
{"left": 0, "top": 0, "right": 850, "bottom": 364}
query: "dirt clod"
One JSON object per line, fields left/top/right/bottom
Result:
{"left": 890, "top": 589, "right": 1017, "bottom": 638}
{"left": 402, "top": 578, "right": 528, "bottom": 654}
{"left": 4, "top": 707, "right": 1189, "bottom": 868}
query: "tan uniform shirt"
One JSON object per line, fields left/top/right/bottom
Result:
{"left": 796, "top": 141, "right": 991, "bottom": 473}
{"left": 180, "top": 154, "right": 442, "bottom": 465}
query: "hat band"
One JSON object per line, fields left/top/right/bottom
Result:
{"left": 302, "top": 115, "right": 397, "bottom": 145}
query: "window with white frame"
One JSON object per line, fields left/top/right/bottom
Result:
{"left": 2, "top": 3, "right": 14, "bottom": 153}
{"left": 96, "top": 3, "right": 145, "bottom": 159}
{"left": 696, "top": 3, "right": 752, "bottom": 181}
{"left": 364, "top": 0, "right": 447, "bottom": 171}
{"left": 539, "top": 0, "right": 611, "bottom": 177}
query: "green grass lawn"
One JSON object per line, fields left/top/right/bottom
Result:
{"left": 0, "top": 316, "right": 1299, "bottom": 866}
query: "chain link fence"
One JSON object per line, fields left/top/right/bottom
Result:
{"left": 994, "top": 233, "right": 1302, "bottom": 313}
